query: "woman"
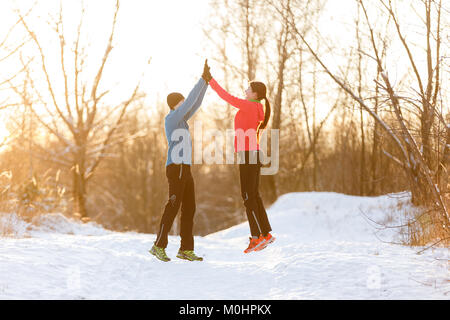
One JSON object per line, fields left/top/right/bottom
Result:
{"left": 204, "top": 61, "right": 275, "bottom": 253}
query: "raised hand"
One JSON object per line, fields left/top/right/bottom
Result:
{"left": 202, "top": 59, "right": 212, "bottom": 83}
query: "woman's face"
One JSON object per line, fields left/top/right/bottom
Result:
{"left": 245, "top": 86, "right": 258, "bottom": 100}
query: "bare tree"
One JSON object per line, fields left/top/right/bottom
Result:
{"left": 0, "top": 6, "right": 34, "bottom": 153}
{"left": 14, "top": 0, "right": 147, "bottom": 219}
{"left": 282, "top": 0, "right": 449, "bottom": 242}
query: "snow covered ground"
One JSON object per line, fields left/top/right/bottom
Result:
{"left": 0, "top": 192, "right": 448, "bottom": 299}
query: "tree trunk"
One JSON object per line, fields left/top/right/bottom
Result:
{"left": 73, "top": 142, "right": 88, "bottom": 218}
{"left": 73, "top": 168, "right": 88, "bottom": 218}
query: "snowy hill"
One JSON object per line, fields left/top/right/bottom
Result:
{"left": 0, "top": 192, "right": 448, "bottom": 299}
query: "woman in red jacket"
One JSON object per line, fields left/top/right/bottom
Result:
{"left": 204, "top": 61, "right": 275, "bottom": 253}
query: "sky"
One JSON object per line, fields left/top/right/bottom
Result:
{"left": 0, "top": 0, "right": 211, "bottom": 141}
{"left": 0, "top": 0, "right": 447, "bottom": 143}
{"left": 0, "top": 0, "right": 210, "bottom": 104}
{"left": 0, "top": 0, "right": 363, "bottom": 99}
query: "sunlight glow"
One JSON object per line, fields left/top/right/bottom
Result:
{"left": 0, "top": 122, "right": 9, "bottom": 145}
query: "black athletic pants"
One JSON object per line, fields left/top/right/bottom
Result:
{"left": 239, "top": 151, "right": 272, "bottom": 238}
{"left": 155, "top": 164, "right": 195, "bottom": 250}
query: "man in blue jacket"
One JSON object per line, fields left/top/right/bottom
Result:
{"left": 150, "top": 61, "right": 212, "bottom": 262}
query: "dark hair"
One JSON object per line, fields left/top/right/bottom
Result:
{"left": 250, "top": 81, "right": 271, "bottom": 130}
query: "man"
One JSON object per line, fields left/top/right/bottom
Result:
{"left": 149, "top": 60, "right": 212, "bottom": 262}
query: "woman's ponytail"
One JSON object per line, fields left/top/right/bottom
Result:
{"left": 250, "top": 81, "right": 271, "bottom": 130}
{"left": 260, "top": 97, "right": 271, "bottom": 130}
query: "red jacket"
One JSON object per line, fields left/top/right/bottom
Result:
{"left": 209, "top": 78, "right": 265, "bottom": 152}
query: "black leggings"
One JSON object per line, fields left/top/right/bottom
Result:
{"left": 155, "top": 164, "right": 196, "bottom": 250}
{"left": 239, "top": 151, "right": 272, "bottom": 237}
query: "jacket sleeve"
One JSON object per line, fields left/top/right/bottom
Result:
{"left": 209, "top": 78, "right": 252, "bottom": 110}
{"left": 166, "top": 78, "right": 206, "bottom": 124}
{"left": 184, "top": 80, "right": 208, "bottom": 121}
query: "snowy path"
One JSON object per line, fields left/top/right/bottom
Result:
{"left": 0, "top": 192, "right": 449, "bottom": 299}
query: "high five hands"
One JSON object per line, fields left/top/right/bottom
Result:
{"left": 202, "top": 59, "right": 212, "bottom": 84}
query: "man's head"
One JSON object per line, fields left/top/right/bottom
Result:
{"left": 167, "top": 92, "right": 185, "bottom": 110}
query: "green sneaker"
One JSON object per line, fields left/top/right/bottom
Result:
{"left": 149, "top": 245, "right": 171, "bottom": 262}
{"left": 176, "top": 249, "right": 203, "bottom": 261}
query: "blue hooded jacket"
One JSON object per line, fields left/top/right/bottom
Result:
{"left": 165, "top": 78, "right": 208, "bottom": 166}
